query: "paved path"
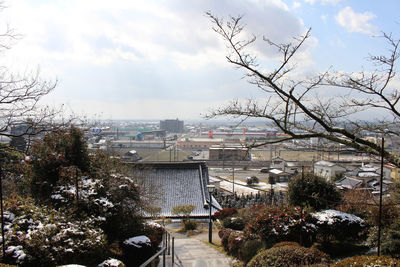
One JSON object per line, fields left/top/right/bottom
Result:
{"left": 157, "top": 223, "right": 233, "bottom": 267}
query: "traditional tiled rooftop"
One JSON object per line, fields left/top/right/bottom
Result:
{"left": 131, "top": 162, "right": 221, "bottom": 218}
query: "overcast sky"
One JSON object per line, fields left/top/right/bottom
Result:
{"left": 0, "top": 0, "right": 399, "bottom": 120}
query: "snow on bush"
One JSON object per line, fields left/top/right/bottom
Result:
{"left": 123, "top": 235, "right": 151, "bottom": 248}
{"left": 3, "top": 196, "right": 107, "bottom": 266}
{"left": 311, "top": 209, "right": 367, "bottom": 243}
{"left": 312, "top": 209, "right": 365, "bottom": 225}
{"left": 98, "top": 258, "right": 126, "bottom": 267}
{"left": 244, "top": 206, "right": 316, "bottom": 247}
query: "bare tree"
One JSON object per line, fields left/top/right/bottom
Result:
{"left": 206, "top": 12, "right": 400, "bottom": 166}
{"left": 0, "top": 5, "right": 66, "bottom": 151}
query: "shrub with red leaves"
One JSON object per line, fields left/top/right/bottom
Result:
{"left": 213, "top": 208, "right": 238, "bottom": 220}
{"left": 244, "top": 206, "right": 316, "bottom": 247}
{"left": 219, "top": 228, "right": 234, "bottom": 250}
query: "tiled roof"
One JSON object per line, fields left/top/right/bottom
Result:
{"left": 132, "top": 162, "right": 221, "bottom": 218}
{"left": 336, "top": 177, "right": 363, "bottom": 189}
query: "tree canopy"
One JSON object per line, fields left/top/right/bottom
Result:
{"left": 287, "top": 173, "right": 342, "bottom": 211}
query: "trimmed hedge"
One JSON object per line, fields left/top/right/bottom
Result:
{"left": 238, "top": 239, "right": 264, "bottom": 263}
{"left": 213, "top": 208, "right": 238, "bottom": 220}
{"left": 219, "top": 228, "right": 234, "bottom": 249}
{"left": 335, "top": 255, "right": 400, "bottom": 266}
{"left": 223, "top": 217, "right": 245, "bottom": 230}
{"left": 247, "top": 245, "right": 330, "bottom": 267}
{"left": 244, "top": 206, "right": 315, "bottom": 247}
{"left": 227, "top": 232, "right": 244, "bottom": 257}
{"left": 272, "top": 241, "right": 301, "bottom": 248}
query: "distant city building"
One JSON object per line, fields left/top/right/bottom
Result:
{"left": 209, "top": 144, "right": 251, "bottom": 161}
{"left": 270, "top": 156, "right": 300, "bottom": 174}
{"left": 110, "top": 140, "right": 166, "bottom": 149}
{"left": 178, "top": 137, "right": 224, "bottom": 150}
{"left": 160, "top": 119, "right": 184, "bottom": 133}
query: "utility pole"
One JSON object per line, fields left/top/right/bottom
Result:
{"left": 0, "top": 165, "right": 5, "bottom": 259}
{"left": 377, "top": 138, "right": 384, "bottom": 256}
{"left": 232, "top": 162, "right": 235, "bottom": 194}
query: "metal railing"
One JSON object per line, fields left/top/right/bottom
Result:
{"left": 140, "top": 228, "right": 182, "bottom": 267}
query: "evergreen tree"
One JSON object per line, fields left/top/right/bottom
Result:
{"left": 287, "top": 173, "right": 342, "bottom": 211}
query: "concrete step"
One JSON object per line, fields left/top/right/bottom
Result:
{"left": 157, "top": 237, "right": 232, "bottom": 267}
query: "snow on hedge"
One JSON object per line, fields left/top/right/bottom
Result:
{"left": 123, "top": 235, "right": 151, "bottom": 248}
{"left": 312, "top": 209, "right": 365, "bottom": 225}
{"left": 98, "top": 258, "right": 125, "bottom": 267}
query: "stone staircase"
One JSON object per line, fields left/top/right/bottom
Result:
{"left": 157, "top": 236, "right": 233, "bottom": 267}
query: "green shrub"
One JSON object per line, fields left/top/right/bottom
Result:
{"left": 334, "top": 255, "right": 400, "bottom": 266}
{"left": 183, "top": 220, "right": 198, "bottom": 231}
{"left": 142, "top": 222, "right": 164, "bottom": 249}
{"left": 247, "top": 245, "right": 330, "bottom": 267}
{"left": 312, "top": 209, "right": 367, "bottom": 244}
{"left": 244, "top": 206, "right": 315, "bottom": 247}
{"left": 172, "top": 204, "right": 196, "bottom": 217}
{"left": 238, "top": 205, "right": 266, "bottom": 225}
{"left": 312, "top": 241, "right": 369, "bottom": 259}
{"left": 238, "top": 239, "right": 264, "bottom": 263}
{"left": 218, "top": 229, "right": 234, "bottom": 251}
{"left": 227, "top": 231, "right": 245, "bottom": 257}
{"left": 223, "top": 217, "right": 245, "bottom": 230}
{"left": 287, "top": 173, "right": 342, "bottom": 211}
{"left": 3, "top": 196, "right": 107, "bottom": 266}
{"left": 368, "top": 220, "right": 400, "bottom": 259}
{"left": 246, "top": 176, "right": 259, "bottom": 185}
{"left": 171, "top": 204, "right": 196, "bottom": 231}
{"left": 272, "top": 241, "right": 301, "bottom": 248}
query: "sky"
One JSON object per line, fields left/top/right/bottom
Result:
{"left": 0, "top": 0, "right": 399, "bottom": 121}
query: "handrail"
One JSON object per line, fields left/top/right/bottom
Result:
{"left": 139, "top": 246, "right": 166, "bottom": 267}
{"left": 139, "top": 226, "right": 180, "bottom": 267}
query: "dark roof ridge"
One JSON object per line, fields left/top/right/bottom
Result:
{"left": 127, "top": 161, "right": 207, "bottom": 169}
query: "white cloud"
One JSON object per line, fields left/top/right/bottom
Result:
{"left": 335, "top": 6, "right": 377, "bottom": 35}
{"left": 304, "top": 0, "right": 316, "bottom": 4}
{"left": 321, "top": 0, "right": 343, "bottom": 5}
{"left": 304, "top": 0, "right": 343, "bottom": 5}
{"left": 0, "top": 0, "right": 311, "bottom": 119}
{"left": 293, "top": 2, "right": 302, "bottom": 9}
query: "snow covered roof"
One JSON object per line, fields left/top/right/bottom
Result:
{"left": 286, "top": 162, "right": 299, "bottom": 167}
{"left": 314, "top": 160, "right": 336, "bottom": 167}
{"left": 269, "top": 168, "right": 284, "bottom": 175}
{"left": 134, "top": 162, "right": 221, "bottom": 218}
{"left": 358, "top": 171, "right": 379, "bottom": 178}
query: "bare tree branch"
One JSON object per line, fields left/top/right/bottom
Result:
{"left": 206, "top": 12, "right": 400, "bottom": 166}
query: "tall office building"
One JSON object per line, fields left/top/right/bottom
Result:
{"left": 160, "top": 119, "right": 184, "bottom": 133}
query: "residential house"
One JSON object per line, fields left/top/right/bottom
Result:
{"left": 335, "top": 177, "right": 363, "bottom": 190}
{"left": 268, "top": 168, "right": 291, "bottom": 182}
{"left": 270, "top": 156, "right": 300, "bottom": 174}
{"left": 314, "top": 161, "right": 346, "bottom": 181}
{"left": 385, "top": 163, "right": 400, "bottom": 182}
